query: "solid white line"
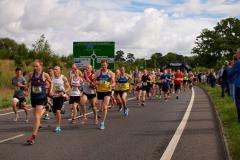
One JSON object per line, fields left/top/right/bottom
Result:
{"left": 160, "top": 87, "right": 195, "bottom": 160}
{"left": 68, "top": 112, "right": 93, "bottom": 121}
{"left": 0, "top": 108, "right": 32, "bottom": 116}
{"left": 0, "top": 134, "right": 25, "bottom": 143}
{"left": 67, "top": 97, "right": 136, "bottom": 121}
{"left": 127, "top": 97, "right": 136, "bottom": 101}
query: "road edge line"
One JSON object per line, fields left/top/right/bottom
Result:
{"left": 160, "top": 87, "right": 195, "bottom": 160}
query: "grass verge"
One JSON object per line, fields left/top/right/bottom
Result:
{"left": 201, "top": 84, "right": 240, "bottom": 160}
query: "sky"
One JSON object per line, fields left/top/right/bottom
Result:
{"left": 0, "top": 0, "right": 239, "bottom": 58}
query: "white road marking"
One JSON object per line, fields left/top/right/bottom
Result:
{"left": 0, "top": 108, "right": 32, "bottom": 116}
{"left": 67, "top": 97, "right": 136, "bottom": 121}
{"left": 160, "top": 87, "right": 195, "bottom": 160}
{"left": 0, "top": 134, "right": 25, "bottom": 143}
{"left": 0, "top": 97, "right": 136, "bottom": 117}
{"left": 68, "top": 112, "right": 93, "bottom": 121}
{"left": 127, "top": 97, "right": 136, "bottom": 101}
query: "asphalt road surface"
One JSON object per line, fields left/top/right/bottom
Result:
{"left": 0, "top": 87, "right": 227, "bottom": 160}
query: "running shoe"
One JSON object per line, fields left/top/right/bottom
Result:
{"left": 124, "top": 108, "right": 129, "bottom": 116}
{"left": 43, "top": 115, "right": 50, "bottom": 120}
{"left": 26, "top": 135, "right": 35, "bottom": 145}
{"left": 141, "top": 102, "right": 145, "bottom": 106}
{"left": 118, "top": 106, "right": 123, "bottom": 112}
{"left": 61, "top": 107, "right": 66, "bottom": 114}
{"left": 99, "top": 122, "right": 105, "bottom": 130}
{"left": 176, "top": 96, "right": 179, "bottom": 99}
{"left": 13, "top": 116, "right": 18, "bottom": 122}
{"left": 53, "top": 127, "right": 61, "bottom": 133}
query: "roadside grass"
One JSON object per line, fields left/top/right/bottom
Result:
{"left": 201, "top": 84, "right": 240, "bottom": 160}
{"left": 0, "top": 59, "right": 70, "bottom": 110}
{"left": 0, "top": 60, "right": 15, "bottom": 88}
{"left": 0, "top": 87, "right": 13, "bottom": 109}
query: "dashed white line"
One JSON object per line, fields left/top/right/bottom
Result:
{"left": 0, "top": 108, "right": 32, "bottom": 116}
{"left": 68, "top": 112, "right": 93, "bottom": 121}
{"left": 68, "top": 97, "right": 136, "bottom": 121}
{"left": 160, "top": 87, "right": 195, "bottom": 160}
{"left": 67, "top": 97, "right": 136, "bottom": 121}
{"left": 0, "top": 134, "right": 25, "bottom": 144}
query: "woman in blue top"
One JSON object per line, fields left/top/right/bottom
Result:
{"left": 228, "top": 49, "right": 240, "bottom": 123}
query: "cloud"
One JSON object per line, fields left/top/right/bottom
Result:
{"left": 0, "top": 0, "right": 237, "bottom": 58}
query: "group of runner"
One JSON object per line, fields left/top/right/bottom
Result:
{"left": 11, "top": 59, "right": 196, "bottom": 145}
{"left": 132, "top": 67, "right": 195, "bottom": 104}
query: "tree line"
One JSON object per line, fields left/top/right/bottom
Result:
{"left": 0, "top": 34, "right": 73, "bottom": 70}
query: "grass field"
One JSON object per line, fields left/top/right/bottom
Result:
{"left": 0, "top": 87, "right": 13, "bottom": 109}
{"left": 0, "top": 60, "right": 15, "bottom": 109}
{"left": 201, "top": 84, "right": 240, "bottom": 160}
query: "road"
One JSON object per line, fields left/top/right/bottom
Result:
{"left": 0, "top": 87, "right": 227, "bottom": 160}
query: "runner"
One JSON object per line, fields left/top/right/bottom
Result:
{"left": 188, "top": 70, "right": 194, "bottom": 89}
{"left": 43, "top": 67, "right": 54, "bottom": 120}
{"left": 168, "top": 69, "right": 174, "bottom": 94}
{"left": 69, "top": 64, "right": 82, "bottom": 79}
{"left": 174, "top": 69, "right": 183, "bottom": 99}
{"left": 81, "top": 65, "right": 98, "bottom": 125}
{"left": 69, "top": 64, "right": 81, "bottom": 116}
{"left": 155, "top": 68, "right": 162, "bottom": 99}
{"left": 140, "top": 69, "right": 152, "bottom": 106}
{"left": 148, "top": 71, "right": 156, "bottom": 99}
{"left": 95, "top": 59, "right": 115, "bottom": 129}
{"left": 133, "top": 67, "right": 140, "bottom": 100}
{"left": 26, "top": 59, "right": 52, "bottom": 145}
{"left": 114, "top": 69, "right": 122, "bottom": 111}
{"left": 11, "top": 67, "right": 29, "bottom": 122}
{"left": 183, "top": 71, "right": 189, "bottom": 91}
{"left": 116, "top": 66, "right": 131, "bottom": 116}
{"left": 51, "top": 66, "right": 70, "bottom": 133}
{"left": 69, "top": 69, "right": 82, "bottom": 124}
{"left": 161, "top": 69, "right": 171, "bottom": 101}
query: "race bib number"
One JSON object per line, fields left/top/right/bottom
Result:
{"left": 32, "top": 86, "right": 42, "bottom": 93}
{"left": 120, "top": 83, "right": 125, "bottom": 87}
{"left": 72, "top": 87, "right": 79, "bottom": 91}
{"left": 143, "top": 82, "right": 148, "bottom": 86}
{"left": 83, "top": 82, "right": 90, "bottom": 86}
{"left": 100, "top": 80, "right": 106, "bottom": 84}
{"left": 15, "top": 86, "right": 21, "bottom": 91}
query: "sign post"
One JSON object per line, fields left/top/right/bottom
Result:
{"left": 73, "top": 42, "right": 115, "bottom": 70}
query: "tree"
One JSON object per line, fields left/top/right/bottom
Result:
{"left": 162, "top": 52, "right": 183, "bottom": 65}
{"left": 126, "top": 53, "right": 135, "bottom": 63}
{"left": 115, "top": 50, "right": 125, "bottom": 62}
{"left": 0, "top": 38, "right": 19, "bottom": 59}
{"left": 32, "top": 34, "right": 54, "bottom": 66}
{"left": 150, "top": 52, "right": 163, "bottom": 68}
{"left": 192, "top": 18, "right": 240, "bottom": 68}
{"left": 32, "top": 34, "right": 53, "bottom": 55}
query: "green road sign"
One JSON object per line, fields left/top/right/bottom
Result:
{"left": 73, "top": 42, "right": 115, "bottom": 70}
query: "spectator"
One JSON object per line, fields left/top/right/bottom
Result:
{"left": 228, "top": 49, "right": 240, "bottom": 123}
{"left": 209, "top": 69, "right": 217, "bottom": 88}
{"left": 220, "top": 61, "right": 230, "bottom": 97}
{"left": 228, "top": 55, "right": 238, "bottom": 101}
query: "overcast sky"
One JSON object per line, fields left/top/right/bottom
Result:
{"left": 0, "top": 0, "right": 239, "bottom": 58}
